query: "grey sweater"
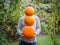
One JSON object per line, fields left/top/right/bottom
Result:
{"left": 17, "top": 15, "right": 41, "bottom": 43}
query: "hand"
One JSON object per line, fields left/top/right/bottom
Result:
{"left": 21, "top": 33, "right": 24, "bottom": 37}
{"left": 19, "top": 32, "right": 24, "bottom": 37}
{"left": 34, "top": 32, "right": 37, "bottom": 37}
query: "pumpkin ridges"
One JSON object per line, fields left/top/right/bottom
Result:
{"left": 22, "top": 6, "right": 35, "bottom": 38}
{"left": 24, "top": 16, "right": 35, "bottom": 26}
{"left": 25, "top": 6, "right": 34, "bottom": 16}
{"left": 22, "top": 26, "right": 35, "bottom": 38}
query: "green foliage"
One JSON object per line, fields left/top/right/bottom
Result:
{"left": 8, "top": 35, "right": 60, "bottom": 45}
{"left": 0, "top": 0, "right": 60, "bottom": 45}
{"left": 33, "top": 0, "right": 59, "bottom": 45}
{"left": 0, "top": 0, "right": 21, "bottom": 44}
{"left": 0, "top": 30, "right": 7, "bottom": 45}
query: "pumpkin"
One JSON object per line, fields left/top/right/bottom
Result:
{"left": 24, "top": 16, "right": 35, "bottom": 26}
{"left": 25, "top": 6, "right": 34, "bottom": 16}
{"left": 22, "top": 26, "right": 35, "bottom": 38}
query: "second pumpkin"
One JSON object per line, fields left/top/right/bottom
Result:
{"left": 24, "top": 16, "right": 35, "bottom": 26}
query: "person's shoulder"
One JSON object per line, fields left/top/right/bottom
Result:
{"left": 19, "top": 16, "right": 24, "bottom": 20}
{"left": 34, "top": 15, "right": 40, "bottom": 19}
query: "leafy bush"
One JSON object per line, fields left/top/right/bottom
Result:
{"left": 0, "top": 0, "right": 21, "bottom": 43}
{"left": 0, "top": 30, "right": 7, "bottom": 45}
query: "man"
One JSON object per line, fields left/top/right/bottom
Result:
{"left": 17, "top": 3, "right": 41, "bottom": 45}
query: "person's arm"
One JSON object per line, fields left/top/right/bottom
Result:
{"left": 36, "top": 17, "right": 41, "bottom": 36}
{"left": 17, "top": 18, "right": 22, "bottom": 36}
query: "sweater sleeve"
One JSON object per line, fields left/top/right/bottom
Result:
{"left": 17, "top": 18, "right": 22, "bottom": 36}
{"left": 36, "top": 17, "right": 41, "bottom": 36}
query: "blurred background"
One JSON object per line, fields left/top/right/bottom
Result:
{"left": 0, "top": 0, "right": 60, "bottom": 45}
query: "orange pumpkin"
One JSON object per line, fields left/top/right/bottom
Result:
{"left": 25, "top": 6, "right": 34, "bottom": 16}
{"left": 22, "top": 26, "right": 35, "bottom": 38}
{"left": 24, "top": 16, "right": 35, "bottom": 26}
